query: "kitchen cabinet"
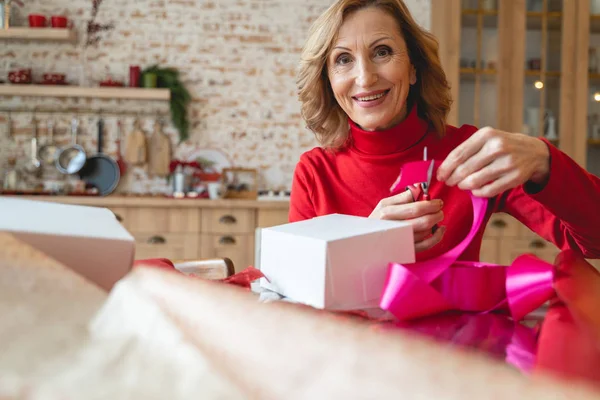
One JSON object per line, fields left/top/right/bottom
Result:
{"left": 432, "top": 0, "right": 600, "bottom": 267}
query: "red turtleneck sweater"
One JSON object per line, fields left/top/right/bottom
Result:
{"left": 290, "top": 107, "right": 600, "bottom": 262}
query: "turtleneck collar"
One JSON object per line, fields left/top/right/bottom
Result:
{"left": 348, "top": 106, "right": 429, "bottom": 156}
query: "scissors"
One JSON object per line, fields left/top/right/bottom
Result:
{"left": 421, "top": 147, "right": 439, "bottom": 234}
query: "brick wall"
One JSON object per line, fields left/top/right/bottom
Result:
{"left": 0, "top": 0, "right": 430, "bottom": 194}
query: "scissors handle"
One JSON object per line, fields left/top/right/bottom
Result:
{"left": 420, "top": 190, "right": 438, "bottom": 233}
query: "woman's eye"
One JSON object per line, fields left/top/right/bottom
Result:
{"left": 375, "top": 47, "right": 391, "bottom": 57}
{"left": 335, "top": 54, "right": 352, "bottom": 65}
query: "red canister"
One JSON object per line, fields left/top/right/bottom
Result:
{"left": 28, "top": 14, "right": 47, "bottom": 28}
{"left": 129, "top": 65, "right": 141, "bottom": 87}
{"left": 50, "top": 16, "right": 68, "bottom": 28}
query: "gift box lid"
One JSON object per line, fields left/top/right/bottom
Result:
{"left": 266, "top": 213, "right": 411, "bottom": 242}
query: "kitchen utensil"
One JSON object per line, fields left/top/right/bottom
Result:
{"left": 38, "top": 119, "right": 59, "bottom": 165}
{"left": 56, "top": 117, "right": 87, "bottom": 174}
{"left": 124, "top": 118, "right": 147, "bottom": 165}
{"left": 116, "top": 120, "right": 127, "bottom": 176}
{"left": 78, "top": 116, "right": 120, "bottom": 196}
{"left": 149, "top": 119, "right": 171, "bottom": 177}
{"left": 5, "top": 111, "right": 13, "bottom": 143}
{"left": 24, "top": 117, "right": 41, "bottom": 175}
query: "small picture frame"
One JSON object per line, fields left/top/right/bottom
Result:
{"left": 222, "top": 168, "right": 258, "bottom": 199}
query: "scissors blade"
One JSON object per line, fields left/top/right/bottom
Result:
{"left": 424, "top": 160, "right": 434, "bottom": 194}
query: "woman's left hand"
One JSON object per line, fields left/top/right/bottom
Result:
{"left": 436, "top": 127, "right": 551, "bottom": 198}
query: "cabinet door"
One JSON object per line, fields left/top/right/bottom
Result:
{"left": 458, "top": 0, "right": 500, "bottom": 128}
{"left": 521, "top": 0, "right": 565, "bottom": 145}
{"left": 587, "top": 2, "right": 600, "bottom": 175}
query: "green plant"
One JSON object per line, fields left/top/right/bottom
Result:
{"left": 142, "top": 65, "right": 192, "bottom": 143}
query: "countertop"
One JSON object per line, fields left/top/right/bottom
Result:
{"left": 3, "top": 194, "right": 290, "bottom": 209}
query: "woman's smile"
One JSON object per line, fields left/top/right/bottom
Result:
{"left": 353, "top": 89, "right": 391, "bottom": 108}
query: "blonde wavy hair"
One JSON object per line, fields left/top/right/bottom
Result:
{"left": 297, "top": 0, "right": 452, "bottom": 148}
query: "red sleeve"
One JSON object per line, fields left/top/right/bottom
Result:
{"left": 289, "top": 154, "right": 317, "bottom": 222}
{"left": 500, "top": 138, "right": 600, "bottom": 258}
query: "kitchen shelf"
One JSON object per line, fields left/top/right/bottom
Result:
{"left": 526, "top": 12, "right": 562, "bottom": 31}
{"left": 0, "top": 84, "right": 170, "bottom": 100}
{"left": 0, "top": 28, "right": 77, "bottom": 42}
{"left": 525, "top": 70, "right": 561, "bottom": 77}
{"left": 461, "top": 9, "right": 498, "bottom": 29}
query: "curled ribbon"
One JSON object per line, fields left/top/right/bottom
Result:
{"left": 380, "top": 160, "right": 556, "bottom": 322}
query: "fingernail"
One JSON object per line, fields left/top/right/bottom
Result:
{"left": 436, "top": 199, "right": 443, "bottom": 208}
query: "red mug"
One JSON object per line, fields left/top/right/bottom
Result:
{"left": 51, "top": 16, "right": 68, "bottom": 28}
{"left": 28, "top": 14, "right": 47, "bottom": 28}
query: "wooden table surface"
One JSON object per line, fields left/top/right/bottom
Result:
{"left": 2, "top": 232, "right": 600, "bottom": 399}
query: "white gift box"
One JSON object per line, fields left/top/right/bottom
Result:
{"left": 259, "top": 214, "right": 415, "bottom": 310}
{"left": 0, "top": 197, "right": 134, "bottom": 291}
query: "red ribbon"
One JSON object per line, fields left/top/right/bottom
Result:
{"left": 381, "top": 160, "right": 556, "bottom": 322}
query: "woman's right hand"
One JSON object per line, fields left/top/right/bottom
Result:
{"left": 369, "top": 189, "right": 446, "bottom": 252}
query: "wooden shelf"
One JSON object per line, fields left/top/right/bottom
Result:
{"left": 526, "top": 12, "right": 562, "bottom": 31}
{"left": 525, "top": 70, "right": 561, "bottom": 77}
{"left": 461, "top": 9, "right": 498, "bottom": 16}
{"left": 460, "top": 68, "right": 497, "bottom": 75}
{"left": 0, "top": 28, "right": 77, "bottom": 42}
{"left": 0, "top": 84, "right": 170, "bottom": 100}
{"left": 588, "top": 139, "right": 600, "bottom": 146}
{"left": 461, "top": 10, "right": 498, "bottom": 29}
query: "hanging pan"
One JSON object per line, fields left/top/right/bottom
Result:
{"left": 78, "top": 115, "right": 120, "bottom": 196}
{"left": 56, "top": 117, "right": 87, "bottom": 174}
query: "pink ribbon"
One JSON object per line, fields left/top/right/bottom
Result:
{"left": 380, "top": 160, "right": 556, "bottom": 322}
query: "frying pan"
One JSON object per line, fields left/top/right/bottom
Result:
{"left": 56, "top": 118, "right": 87, "bottom": 174}
{"left": 78, "top": 116, "right": 120, "bottom": 196}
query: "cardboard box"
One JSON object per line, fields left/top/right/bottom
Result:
{"left": 0, "top": 197, "right": 135, "bottom": 291}
{"left": 259, "top": 214, "right": 414, "bottom": 310}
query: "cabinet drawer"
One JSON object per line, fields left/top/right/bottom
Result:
{"left": 124, "top": 207, "right": 200, "bottom": 233}
{"left": 498, "top": 238, "right": 559, "bottom": 266}
{"left": 479, "top": 238, "right": 499, "bottom": 264}
{"left": 134, "top": 233, "right": 200, "bottom": 261}
{"left": 202, "top": 209, "right": 255, "bottom": 234}
{"left": 257, "top": 209, "right": 289, "bottom": 228}
{"left": 483, "top": 213, "right": 520, "bottom": 238}
{"left": 107, "top": 207, "right": 129, "bottom": 228}
{"left": 200, "top": 234, "right": 254, "bottom": 273}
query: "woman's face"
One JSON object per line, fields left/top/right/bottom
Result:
{"left": 327, "top": 7, "right": 416, "bottom": 131}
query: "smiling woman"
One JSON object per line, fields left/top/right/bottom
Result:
{"left": 290, "top": 0, "right": 600, "bottom": 262}
{"left": 298, "top": 0, "right": 450, "bottom": 148}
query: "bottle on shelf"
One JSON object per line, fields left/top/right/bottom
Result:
{"left": 545, "top": 112, "right": 558, "bottom": 142}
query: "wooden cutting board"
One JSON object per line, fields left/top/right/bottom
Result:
{"left": 148, "top": 120, "right": 172, "bottom": 177}
{"left": 124, "top": 119, "right": 147, "bottom": 166}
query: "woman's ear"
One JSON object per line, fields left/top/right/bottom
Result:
{"left": 410, "top": 65, "right": 417, "bottom": 85}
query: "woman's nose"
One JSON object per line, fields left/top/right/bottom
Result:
{"left": 355, "top": 60, "right": 378, "bottom": 88}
